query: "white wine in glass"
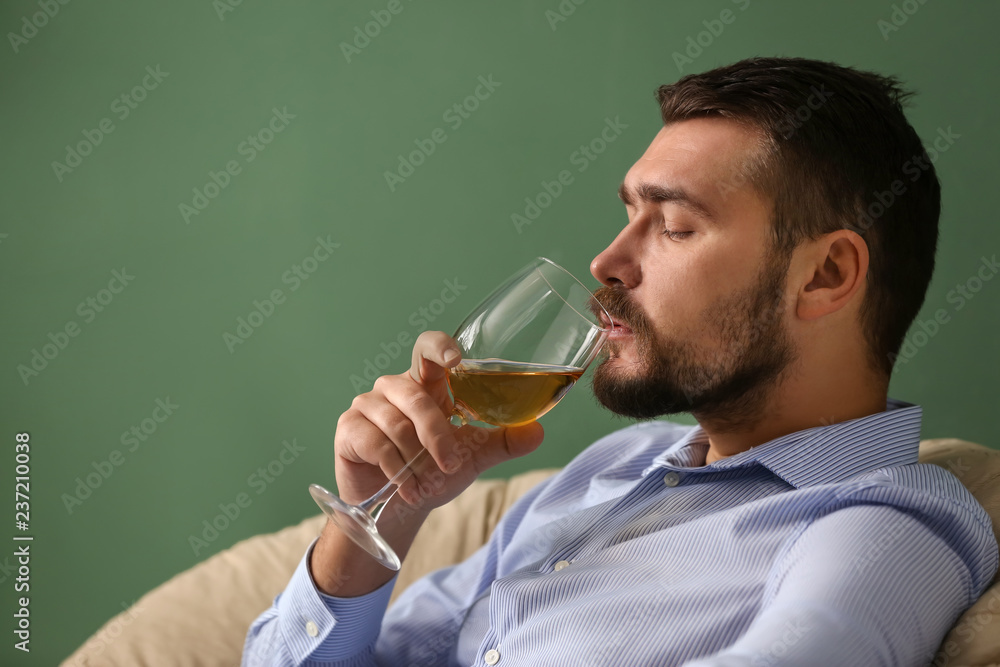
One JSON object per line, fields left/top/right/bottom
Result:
{"left": 308, "top": 257, "right": 611, "bottom": 570}
{"left": 447, "top": 359, "right": 585, "bottom": 427}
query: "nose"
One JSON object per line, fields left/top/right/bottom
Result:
{"left": 591, "top": 225, "right": 641, "bottom": 288}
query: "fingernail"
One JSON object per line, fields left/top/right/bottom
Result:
{"left": 443, "top": 349, "right": 460, "bottom": 365}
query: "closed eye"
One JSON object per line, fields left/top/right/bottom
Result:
{"left": 662, "top": 230, "right": 693, "bottom": 241}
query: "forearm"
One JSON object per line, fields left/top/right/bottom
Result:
{"left": 683, "top": 504, "right": 983, "bottom": 667}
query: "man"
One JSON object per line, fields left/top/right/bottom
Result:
{"left": 243, "top": 57, "right": 998, "bottom": 666}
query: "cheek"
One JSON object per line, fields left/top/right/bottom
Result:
{"left": 641, "top": 256, "right": 754, "bottom": 339}
{"left": 680, "top": 237, "right": 762, "bottom": 302}
{"left": 641, "top": 255, "right": 720, "bottom": 329}
{"left": 640, "top": 285, "right": 698, "bottom": 338}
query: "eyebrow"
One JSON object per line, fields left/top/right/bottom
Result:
{"left": 617, "top": 180, "right": 716, "bottom": 222}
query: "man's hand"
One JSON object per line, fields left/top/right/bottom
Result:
{"left": 333, "top": 330, "right": 545, "bottom": 509}
{"left": 311, "top": 331, "right": 544, "bottom": 596}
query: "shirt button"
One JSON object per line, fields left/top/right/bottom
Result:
{"left": 554, "top": 560, "right": 570, "bottom": 571}
{"left": 305, "top": 620, "right": 318, "bottom": 637}
{"left": 663, "top": 472, "right": 680, "bottom": 487}
{"left": 484, "top": 648, "right": 500, "bottom": 665}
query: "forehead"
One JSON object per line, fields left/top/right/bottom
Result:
{"left": 623, "top": 117, "right": 767, "bottom": 212}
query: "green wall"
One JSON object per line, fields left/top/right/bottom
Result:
{"left": 1, "top": 0, "right": 998, "bottom": 663}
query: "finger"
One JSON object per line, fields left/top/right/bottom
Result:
{"left": 448, "top": 421, "right": 545, "bottom": 475}
{"left": 335, "top": 408, "right": 408, "bottom": 471}
{"left": 409, "top": 330, "right": 462, "bottom": 385}
{"left": 373, "top": 374, "right": 462, "bottom": 474}
{"left": 337, "top": 407, "right": 432, "bottom": 505}
{"left": 334, "top": 410, "right": 414, "bottom": 500}
{"left": 352, "top": 388, "right": 425, "bottom": 458}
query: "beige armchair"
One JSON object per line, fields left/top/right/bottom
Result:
{"left": 63, "top": 438, "right": 1000, "bottom": 666}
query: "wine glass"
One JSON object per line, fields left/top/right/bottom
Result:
{"left": 308, "top": 257, "right": 611, "bottom": 570}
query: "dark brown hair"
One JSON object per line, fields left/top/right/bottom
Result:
{"left": 656, "top": 56, "right": 940, "bottom": 377}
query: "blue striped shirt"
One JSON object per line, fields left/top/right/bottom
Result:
{"left": 243, "top": 399, "right": 998, "bottom": 666}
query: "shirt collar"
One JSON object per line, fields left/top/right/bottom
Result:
{"left": 644, "top": 398, "right": 923, "bottom": 488}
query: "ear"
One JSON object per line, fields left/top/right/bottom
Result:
{"left": 795, "top": 230, "right": 869, "bottom": 321}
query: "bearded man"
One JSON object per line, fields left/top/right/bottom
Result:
{"left": 243, "top": 57, "right": 998, "bottom": 666}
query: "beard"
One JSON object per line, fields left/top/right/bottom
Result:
{"left": 589, "top": 246, "right": 797, "bottom": 431}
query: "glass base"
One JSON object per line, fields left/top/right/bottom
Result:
{"left": 309, "top": 484, "right": 402, "bottom": 571}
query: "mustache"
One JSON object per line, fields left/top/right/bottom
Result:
{"left": 590, "top": 286, "right": 652, "bottom": 337}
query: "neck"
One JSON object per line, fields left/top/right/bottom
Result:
{"left": 695, "top": 362, "right": 889, "bottom": 466}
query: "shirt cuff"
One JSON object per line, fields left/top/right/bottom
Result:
{"left": 276, "top": 537, "right": 398, "bottom": 663}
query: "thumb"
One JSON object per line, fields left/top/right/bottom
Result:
{"left": 454, "top": 421, "right": 545, "bottom": 472}
{"left": 503, "top": 421, "right": 545, "bottom": 458}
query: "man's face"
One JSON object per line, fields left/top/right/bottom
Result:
{"left": 589, "top": 117, "right": 798, "bottom": 424}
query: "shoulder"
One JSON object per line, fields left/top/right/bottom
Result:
{"left": 830, "top": 462, "right": 998, "bottom": 593}
{"left": 841, "top": 461, "right": 987, "bottom": 521}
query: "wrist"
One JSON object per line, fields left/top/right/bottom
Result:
{"left": 309, "top": 498, "right": 431, "bottom": 597}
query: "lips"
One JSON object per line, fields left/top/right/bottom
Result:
{"left": 590, "top": 290, "right": 636, "bottom": 342}
{"left": 600, "top": 313, "right": 632, "bottom": 339}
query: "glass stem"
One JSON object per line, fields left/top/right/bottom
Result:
{"left": 357, "top": 448, "right": 430, "bottom": 523}
{"left": 357, "top": 411, "right": 466, "bottom": 523}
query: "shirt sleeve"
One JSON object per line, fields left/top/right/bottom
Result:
{"left": 242, "top": 538, "right": 398, "bottom": 667}
{"left": 243, "top": 476, "right": 557, "bottom": 667}
{"left": 681, "top": 504, "right": 986, "bottom": 667}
